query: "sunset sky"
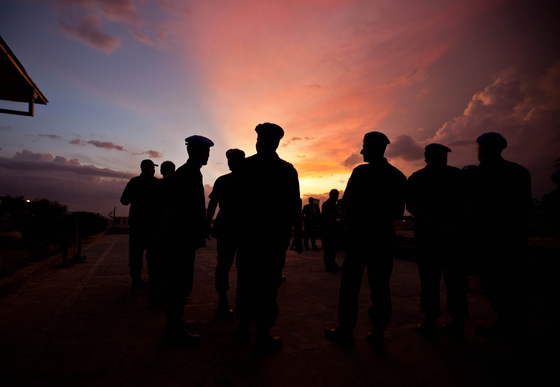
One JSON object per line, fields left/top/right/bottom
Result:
{"left": 1, "top": 0, "right": 559, "bottom": 215}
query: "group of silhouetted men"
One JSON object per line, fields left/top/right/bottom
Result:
{"left": 121, "top": 124, "right": 532, "bottom": 355}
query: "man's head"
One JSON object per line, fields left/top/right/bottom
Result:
{"left": 160, "top": 160, "right": 176, "bottom": 177}
{"left": 361, "top": 131, "right": 390, "bottom": 162}
{"left": 185, "top": 135, "right": 214, "bottom": 167}
{"left": 308, "top": 197, "right": 314, "bottom": 205}
{"left": 329, "top": 189, "right": 339, "bottom": 201}
{"left": 226, "top": 148, "right": 245, "bottom": 172}
{"left": 255, "top": 123, "right": 284, "bottom": 154}
{"left": 476, "top": 132, "right": 507, "bottom": 162}
{"left": 140, "top": 159, "right": 157, "bottom": 176}
{"left": 424, "top": 143, "right": 451, "bottom": 166}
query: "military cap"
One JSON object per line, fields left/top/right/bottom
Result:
{"left": 226, "top": 148, "right": 245, "bottom": 159}
{"left": 141, "top": 159, "right": 158, "bottom": 169}
{"left": 476, "top": 132, "right": 507, "bottom": 150}
{"left": 425, "top": 143, "right": 451, "bottom": 155}
{"left": 255, "top": 122, "right": 284, "bottom": 141}
{"left": 184, "top": 135, "right": 214, "bottom": 147}
{"left": 363, "top": 131, "right": 390, "bottom": 145}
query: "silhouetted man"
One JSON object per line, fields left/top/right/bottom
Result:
{"left": 471, "top": 132, "right": 532, "bottom": 340}
{"left": 120, "top": 159, "right": 159, "bottom": 291}
{"left": 302, "top": 197, "right": 321, "bottom": 250}
{"left": 322, "top": 189, "right": 343, "bottom": 272}
{"left": 206, "top": 148, "right": 245, "bottom": 318}
{"left": 407, "top": 144, "right": 469, "bottom": 340}
{"left": 326, "top": 131, "right": 406, "bottom": 351}
{"left": 160, "top": 160, "right": 176, "bottom": 177}
{"left": 235, "top": 122, "right": 303, "bottom": 356}
{"left": 159, "top": 135, "right": 214, "bottom": 347}
{"left": 148, "top": 160, "right": 176, "bottom": 301}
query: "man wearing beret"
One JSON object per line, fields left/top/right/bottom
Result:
{"left": 326, "top": 131, "right": 406, "bottom": 351}
{"left": 159, "top": 135, "right": 214, "bottom": 346}
{"left": 407, "top": 144, "right": 469, "bottom": 341}
{"left": 471, "top": 132, "right": 532, "bottom": 340}
{"left": 234, "top": 122, "right": 303, "bottom": 356}
{"left": 120, "top": 159, "right": 159, "bottom": 291}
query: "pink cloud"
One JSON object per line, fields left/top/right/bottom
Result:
{"left": 69, "top": 139, "right": 85, "bottom": 145}
{"left": 171, "top": 0, "right": 506, "bottom": 187}
{"left": 13, "top": 149, "right": 54, "bottom": 163}
{"left": 38, "top": 134, "right": 63, "bottom": 140}
{"left": 86, "top": 140, "right": 126, "bottom": 151}
{"left": 55, "top": 0, "right": 143, "bottom": 24}
{"left": 59, "top": 14, "right": 121, "bottom": 53}
{"left": 53, "top": 0, "right": 147, "bottom": 51}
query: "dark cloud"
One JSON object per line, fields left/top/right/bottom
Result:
{"left": 341, "top": 152, "right": 362, "bottom": 170}
{"left": 53, "top": 156, "right": 82, "bottom": 166}
{"left": 0, "top": 125, "right": 12, "bottom": 131}
{"left": 69, "top": 138, "right": 127, "bottom": 151}
{"left": 432, "top": 63, "right": 560, "bottom": 195}
{"left": 87, "top": 140, "right": 126, "bottom": 151}
{"left": 133, "top": 150, "right": 163, "bottom": 158}
{"left": 385, "top": 135, "right": 424, "bottom": 161}
{"left": 39, "top": 134, "right": 62, "bottom": 140}
{"left": 3, "top": 150, "right": 133, "bottom": 179}
{"left": 59, "top": 14, "right": 121, "bottom": 53}
{"left": 0, "top": 150, "right": 135, "bottom": 213}
{"left": 69, "top": 138, "right": 84, "bottom": 145}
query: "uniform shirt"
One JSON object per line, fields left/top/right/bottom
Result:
{"left": 120, "top": 173, "right": 159, "bottom": 230}
{"left": 208, "top": 172, "right": 238, "bottom": 238}
{"left": 236, "top": 152, "right": 301, "bottom": 247}
{"left": 471, "top": 156, "right": 532, "bottom": 242}
{"left": 160, "top": 159, "right": 206, "bottom": 249}
{"left": 342, "top": 158, "right": 406, "bottom": 237}
{"left": 407, "top": 164, "right": 467, "bottom": 240}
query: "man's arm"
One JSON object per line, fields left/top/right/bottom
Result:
{"left": 290, "top": 168, "right": 304, "bottom": 253}
{"left": 120, "top": 179, "right": 133, "bottom": 206}
{"left": 206, "top": 197, "right": 218, "bottom": 239}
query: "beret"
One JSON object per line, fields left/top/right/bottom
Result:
{"left": 476, "top": 132, "right": 507, "bottom": 150}
{"left": 185, "top": 135, "right": 214, "bottom": 147}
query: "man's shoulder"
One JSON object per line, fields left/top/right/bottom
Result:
{"left": 385, "top": 161, "right": 406, "bottom": 180}
{"left": 244, "top": 153, "right": 296, "bottom": 173}
{"left": 213, "top": 172, "right": 235, "bottom": 190}
{"left": 354, "top": 161, "right": 405, "bottom": 181}
{"left": 503, "top": 160, "right": 530, "bottom": 176}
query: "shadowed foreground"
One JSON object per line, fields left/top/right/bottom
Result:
{"left": 0, "top": 234, "right": 555, "bottom": 386}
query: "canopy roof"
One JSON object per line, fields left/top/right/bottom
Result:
{"left": 0, "top": 36, "right": 48, "bottom": 116}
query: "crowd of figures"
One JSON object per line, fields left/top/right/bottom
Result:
{"left": 120, "top": 123, "right": 533, "bottom": 356}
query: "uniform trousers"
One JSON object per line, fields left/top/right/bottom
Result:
{"left": 322, "top": 228, "right": 340, "bottom": 269}
{"left": 215, "top": 236, "right": 236, "bottom": 293}
{"left": 338, "top": 240, "right": 394, "bottom": 333}
{"left": 479, "top": 242, "right": 526, "bottom": 329}
{"left": 416, "top": 245, "right": 468, "bottom": 322}
{"left": 163, "top": 247, "right": 196, "bottom": 327}
{"left": 128, "top": 227, "right": 154, "bottom": 280}
{"left": 235, "top": 246, "right": 285, "bottom": 329}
